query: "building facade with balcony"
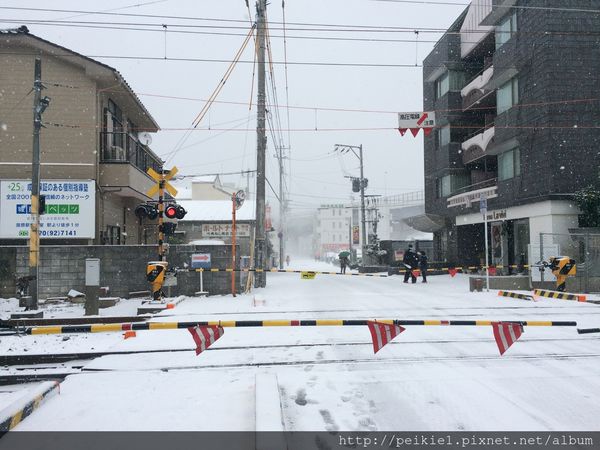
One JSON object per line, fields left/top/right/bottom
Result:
{"left": 421, "top": 1, "right": 600, "bottom": 267}
{"left": 0, "top": 27, "right": 162, "bottom": 245}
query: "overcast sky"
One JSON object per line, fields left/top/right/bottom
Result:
{"left": 1, "top": 0, "right": 468, "bottom": 217}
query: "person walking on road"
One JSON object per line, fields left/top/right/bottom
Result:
{"left": 403, "top": 244, "right": 418, "bottom": 284}
{"left": 418, "top": 251, "right": 428, "bottom": 283}
{"left": 285, "top": 255, "right": 290, "bottom": 267}
{"left": 339, "top": 255, "right": 349, "bottom": 274}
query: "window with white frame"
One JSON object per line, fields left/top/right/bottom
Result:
{"left": 497, "top": 77, "right": 519, "bottom": 114}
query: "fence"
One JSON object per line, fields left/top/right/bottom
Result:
{"left": 0, "top": 244, "right": 240, "bottom": 299}
{"left": 535, "top": 231, "right": 600, "bottom": 293}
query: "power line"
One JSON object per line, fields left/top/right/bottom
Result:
{"left": 54, "top": 0, "right": 169, "bottom": 21}
{"left": 2, "top": 2, "right": 599, "bottom": 24}
{"left": 177, "top": 169, "right": 256, "bottom": 179}
{"left": 4, "top": 44, "right": 600, "bottom": 68}
{"left": 372, "top": 0, "right": 600, "bottom": 14}
{"left": 5, "top": 18, "right": 600, "bottom": 40}
{"left": 123, "top": 91, "right": 600, "bottom": 116}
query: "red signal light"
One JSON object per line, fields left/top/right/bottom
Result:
{"left": 164, "top": 204, "right": 178, "bottom": 219}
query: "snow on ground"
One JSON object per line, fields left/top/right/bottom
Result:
{"left": 7, "top": 258, "right": 600, "bottom": 431}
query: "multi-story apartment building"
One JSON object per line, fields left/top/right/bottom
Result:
{"left": 421, "top": 1, "right": 600, "bottom": 266}
{"left": 0, "top": 27, "right": 162, "bottom": 245}
{"left": 314, "top": 204, "right": 355, "bottom": 260}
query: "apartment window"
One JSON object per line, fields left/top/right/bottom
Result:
{"left": 498, "top": 147, "right": 521, "bottom": 181}
{"left": 435, "top": 71, "right": 467, "bottom": 99}
{"left": 103, "top": 99, "right": 124, "bottom": 159}
{"left": 497, "top": 77, "right": 519, "bottom": 114}
{"left": 435, "top": 72, "right": 450, "bottom": 99}
{"left": 496, "top": 12, "right": 517, "bottom": 49}
{"left": 436, "top": 173, "right": 470, "bottom": 198}
{"left": 437, "top": 125, "right": 451, "bottom": 147}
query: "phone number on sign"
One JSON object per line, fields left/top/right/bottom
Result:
{"left": 39, "top": 230, "right": 79, "bottom": 237}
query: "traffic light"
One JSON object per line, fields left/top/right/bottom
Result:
{"left": 164, "top": 203, "right": 187, "bottom": 220}
{"left": 352, "top": 178, "right": 360, "bottom": 192}
{"left": 135, "top": 203, "right": 158, "bottom": 220}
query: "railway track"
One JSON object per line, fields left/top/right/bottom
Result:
{"left": 3, "top": 335, "right": 598, "bottom": 385}
{"left": 3, "top": 351, "right": 599, "bottom": 385}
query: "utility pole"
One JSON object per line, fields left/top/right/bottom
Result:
{"left": 28, "top": 57, "right": 50, "bottom": 310}
{"left": 335, "top": 144, "right": 367, "bottom": 266}
{"left": 254, "top": 0, "right": 267, "bottom": 287}
{"left": 358, "top": 144, "right": 367, "bottom": 262}
{"left": 277, "top": 147, "right": 286, "bottom": 269}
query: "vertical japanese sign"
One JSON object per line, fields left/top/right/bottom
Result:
{"left": 352, "top": 225, "right": 360, "bottom": 245}
{"left": 265, "top": 205, "right": 272, "bottom": 231}
{"left": 0, "top": 180, "right": 95, "bottom": 239}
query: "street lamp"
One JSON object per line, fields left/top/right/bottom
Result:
{"left": 334, "top": 144, "right": 367, "bottom": 266}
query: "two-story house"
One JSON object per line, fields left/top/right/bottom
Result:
{"left": 0, "top": 26, "right": 162, "bottom": 245}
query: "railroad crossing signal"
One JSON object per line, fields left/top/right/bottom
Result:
{"left": 146, "top": 166, "right": 178, "bottom": 198}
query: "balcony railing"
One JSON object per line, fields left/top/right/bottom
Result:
{"left": 100, "top": 132, "right": 162, "bottom": 175}
{"left": 447, "top": 178, "right": 498, "bottom": 208}
{"left": 461, "top": 65, "right": 494, "bottom": 110}
{"left": 461, "top": 124, "right": 495, "bottom": 157}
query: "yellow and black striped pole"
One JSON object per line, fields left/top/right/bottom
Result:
{"left": 534, "top": 289, "right": 586, "bottom": 302}
{"left": 191, "top": 268, "right": 388, "bottom": 277}
{"left": 498, "top": 291, "right": 534, "bottom": 301}
{"left": 157, "top": 176, "right": 165, "bottom": 261}
{"left": 0, "top": 381, "right": 60, "bottom": 431}
{"left": 27, "top": 319, "right": 578, "bottom": 335}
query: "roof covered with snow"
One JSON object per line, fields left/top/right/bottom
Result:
{"left": 179, "top": 199, "right": 255, "bottom": 222}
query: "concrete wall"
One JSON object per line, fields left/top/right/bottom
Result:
{"left": 0, "top": 244, "right": 240, "bottom": 298}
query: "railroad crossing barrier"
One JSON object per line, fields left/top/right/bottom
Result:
{"left": 0, "top": 381, "right": 60, "bottom": 432}
{"left": 577, "top": 328, "right": 600, "bottom": 334}
{"left": 26, "top": 319, "right": 578, "bottom": 335}
{"left": 498, "top": 291, "right": 534, "bottom": 301}
{"left": 189, "top": 268, "right": 388, "bottom": 277}
{"left": 534, "top": 289, "right": 587, "bottom": 302}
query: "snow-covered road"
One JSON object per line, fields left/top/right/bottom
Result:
{"left": 9, "top": 260, "right": 600, "bottom": 431}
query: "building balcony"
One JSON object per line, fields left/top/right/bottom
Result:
{"left": 460, "top": 0, "right": 494, "bottom": 58}
{"left": 447, "top": 179, "right": 498, "bottom": 208}
{"left": 99, "top": 132, "right": 163, "bottom": 200}
{"left": 461, "top": 125, "right": 495, "bottom": 164}
{"left": 461, "top": 65, "right": 494, "bottom": 110}
{"left": 481, "top": 0, "right": 517, "bottom": 26}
